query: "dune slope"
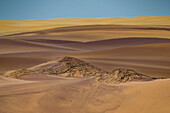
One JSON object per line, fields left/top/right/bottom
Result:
{"left": 70, "top": 43, "right": 170, "bottom": 78}
{"left": 1, "top": 16, "right": 170, "bottom": 36}
{"left": 0, "top": 77, "right": 169, "bottom": 113}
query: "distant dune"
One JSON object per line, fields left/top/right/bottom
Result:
{"left": 70, "top": 43, "right": 170, "bottom": 78}
{"left": 0, "top": 16, "right": 170, "bottom": 36}
{"left": 71, "top": 42, "right": 170, "bottom": 58}
{"left": 64, "top": 37, "right": 170, "bottom": 50}
{"left": 1, "top": 24, "right": 170, "bottom": 42}
{"left": 1, "top": 37, "right": 170, "bottom": 78}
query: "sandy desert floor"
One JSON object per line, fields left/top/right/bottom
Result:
{"left": 0, "top": 76, "right": 170, "bottom": 113}
{"left": 0, "top": 16, "right": 170, "bottom": 113}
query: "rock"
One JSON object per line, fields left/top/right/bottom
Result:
{"left": 3, "top": 57, "right": 156, "bottom": 83}
{"left": 95, "top": 68, "right": 154, "bottom": 83}
{"left": 4, "top": 69, "right": 30, "bottom": 79}
{"left": 42, "top": 57, "right": 107, "bottom": 77}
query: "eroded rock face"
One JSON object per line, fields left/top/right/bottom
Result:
{"left": 95, "top": 68, "right": 153, "bottom": 83}
{"left": 42, "top": 57, "right": 107, "bottom": 77}
{"left": 4, "top": 69, "right": 30, "bottom": 79}
{"left": 4, "top": 57, "right": 155, "bottom": 83}
{"left": 4, "top": 57, "right": 107, "bottom": 78}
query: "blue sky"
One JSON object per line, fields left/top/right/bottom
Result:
{"left": 0, "top": 0, "right": 170, "bottom": 20}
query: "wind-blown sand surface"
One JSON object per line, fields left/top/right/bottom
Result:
{"left": 0, "top": 77, "right": 169, "bottom": 113}
{"left": 1, "top": 16, "right": 170, "bottom": 36}
{"left": 0, "top": 16, "right": 170, "bottom": 113}
{"left": 70, "top": 43, "right": 170, "bottom": 78}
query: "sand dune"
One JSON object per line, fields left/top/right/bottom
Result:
{"left": 0, "top": 76, "right": 169, "bottom": 113}
{"left": 11, "top": 37, "right": 170, "bottom": 51}
{"left": 64, "top": 37, "right": 170, "bottom": 50}
{"left": 4, "top": 25, "right": 170, "bottom": 37}
{"left": 0, "top": 76, "right": 34, "bottom": 87}
{"left": 25, "top": 39, "right": 82, "bottom": 45}
{"left": 70, "top": 43, "right": 170, "bottom": 78}
{"left": 71, "top": 42, "right": 170, "bottom": 58}
{"left": 0, "top": 38, "right": 80, "bottom": 73}
{"left": 0, "top": 38, "right": 80, "bottom": 58}
{"left": 0, "top": 56, "right": 48, "bottom": 73}
{"left": 2, "top": 25, "right": 170, "bottom": 42}
{"left": 1, "top": 37, "right": 170, "bottom": 78}
{"left": 1, "top": 16, "right": 170, "bottom": 36}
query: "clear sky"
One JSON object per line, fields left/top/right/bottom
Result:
{"left": 0, "top": 0, "right": 170, "bottom": 20}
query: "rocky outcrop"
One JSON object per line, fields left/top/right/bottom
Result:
{"left": 4, "top": 57, "right": 156, "bottom": 83}
{"left": 4, "top": 57, "right": 107, "bottom": 78}
{"left": 95, "top": 68, "right": 154, "bottom": 83}
{"left": 41, "top": 57, "right": 107, "bottom": 77}
{"left": 4, "top": 69, "right": 30, "bottom": 79}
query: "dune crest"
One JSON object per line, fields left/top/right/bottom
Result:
{"left": 1, "top": 16, "right": 170, "bottom": 36}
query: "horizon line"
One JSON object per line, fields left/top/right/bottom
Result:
{"left": 1, "top": 15, "right": 170, "bottom": 21}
